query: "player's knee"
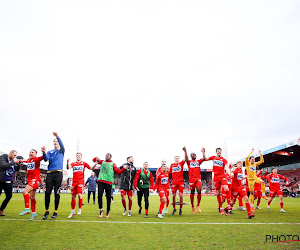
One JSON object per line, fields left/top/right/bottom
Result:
{"left": 22, "top": 190, "right": 27, "bottom": 195}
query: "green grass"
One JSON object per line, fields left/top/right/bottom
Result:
{"left": 0, "top": 193, "right": 300, "bottom": 249}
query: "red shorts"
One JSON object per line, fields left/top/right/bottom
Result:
{"left": 189, "top": 179, "right": 202, "bottom": 190}
{"left": 254, "top": 190, "right": 262, "bottom": 199}
{"left": 27, "top": 179, "right": 40, "bottom": 190}
{"left": 71, "top": 183, "right": 84, "bottom": 195}
{"left": 120, "top": 190, "right": 133, "bottom": 197}
{"left": 158, "top": 188, "right": 168, "bottom": 198}
{"left": 214, "top": 175, "right": 227, "bottom": 190}
{"left": 172, "top": 182, "right": 184, "bottom": 193}
{"left": 270, "top": 189, "right": 283, "bottom": 198}
{"left": 231, "top": 187, "right": 247, "bottom": 198}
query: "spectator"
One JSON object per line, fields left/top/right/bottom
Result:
{"left": 85, "top": 172, "right": 97, "bottom": 205}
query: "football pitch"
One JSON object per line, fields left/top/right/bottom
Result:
{"left": 1, "top": 193, "right": 299, "bottom": 249}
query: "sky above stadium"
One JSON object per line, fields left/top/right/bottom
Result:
{"left": 0, "top": 0, "right": 299, "bottom": 174}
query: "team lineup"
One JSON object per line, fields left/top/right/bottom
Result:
{"left": 0, "top": 132, "right": 289, "bottom": 220}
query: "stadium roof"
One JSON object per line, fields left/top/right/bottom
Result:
{"left": 241, "top": 138, "right": 300, "bottom": 169}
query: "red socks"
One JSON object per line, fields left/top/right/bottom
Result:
{"left": 245, "top": 202, "right": 251, "bottom": 215}
{"left": 190, "top": 194, "right": 195, "bottom": 207}
{"left": 226, "top": 191, "right": 231, "bottom": 206}
{"left": 71, "top": 199, "right": 76, "bottom": 209}
{"left": 197, "top": 194, "right": 201, "bottom": 206}
{"left": 24, "top": 194, "right": 30, "bottom": 209}
{"left": 122, "top": 199, "right": 127, "bottom": 210}
{"left": 145, "top": 209, "right": 148, "bottom": 215}
{"left": 129, "top": 199, "right": 132, "bottom": 210}
{"left": 159, "top": 201, "right": 165, "bottom": 214}
{"left": 217, "top": 194, "right": 222, "bottom": 208}
{"left": 238, "top": 196, "right": 243, "bottom": 206}
{"left": 257, "top": 197, "right": 261, "bottom": 207}
{"left": 166, "top": 197, "right": 169, "bottom": 207}
{"left": 79, "top": 198, "right": 83, "bottom": 209}
{"left": 268, "top": 200, "right": 271, "bottom": 206}
{"left": 280, "top": 202, "right": 283, "bottom": 209}
{"left": 31, "top": 199, "right": 36, "bottom": 213}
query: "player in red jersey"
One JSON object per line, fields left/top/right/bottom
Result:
{"left": 183, "top": 146, "right": 205, "bottom": 214}
{"left": 264, "top": 168, "right": 289, "bottom": 213}
{"left": 18, "top": 149, "right": 43, "bottom": 220}
{"left": 156, "top": 160, "right": 170, "bottom": 214}
{"left": 154, "top": 163, "right": 170, "bottom": 219}
{"left": 169, "top": 156, "right": 185, "bottom": 215}
{"left": 67, "top": 153, "right": 95, "bottom": 218}
{"left": 204, "top": 147, "right": 230, "bottom": 215}
{"left": 225, "top": 161, "right": 255, "bottom": 219}
{"left": 221, "top": 169, "right": 232, "bottom": 213}
{"left": 254, "top": 170, "right": 264, "bottom": 209}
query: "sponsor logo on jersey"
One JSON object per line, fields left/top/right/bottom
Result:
{"left": 172, "top": 166, "right": 181, "bottom": 172}
{"left": 272, "top": 177, "right": 280, "bottom": 183}
{"left": 73, "top": 165, "right": 84, "bottom": 172}
{"left": 213, "top": 160, "right": 224, "bottom": 167}
{"left": 190, "top": 162, "right": 199, "bottom": 168}
{"left": 237, "top": 173, "right": 243, "bottom": 180}
{"left": 227, "top": 180, "right": 232, "bottom": 184}
{"left": 161, "top": 177, "right": 168, "bottom": 184}
{"left": 250, "top": 166, "right": 256, "bottom": 171}
{"left": 27, "top": 162, "right": 35, "bottom": 170}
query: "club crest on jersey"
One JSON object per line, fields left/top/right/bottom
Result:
{"left": 172, "top": 166, "right": 181, "bottom": 172}
{"left": 26, "top": 162, "right": 35, "bottom": 170}
{"left": 161, "top": 177, "right": 168, "bottom": 184}
{"left": 213, "top": 160, "right": 223, "bottom": 167}
{"left": 190, "top": 162, "right": 199, "bottom": 168}
{"left": 73, "top": 166, "right": 84, "bottom": 172}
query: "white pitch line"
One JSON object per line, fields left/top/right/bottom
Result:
{"left": 1, "top": 218, "right": 300, "bottom": 225}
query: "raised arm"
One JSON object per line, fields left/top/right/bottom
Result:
{"left": 201, "top": 147, "right": 206, "bottom": 160}
{"left": 41, "top": 146, "right": 49, "bottom": 162}
{"left": 245, "top": 148, "right": 254, "bottom": 167}
{"left": 53, "top": 132, "right": 65, "bottom": 154}
{"left": 256, "top": 150, "right": 264, "bottom": 167}
{"left": 66, "top": 159, "right": 70, "bottom": 169}
{"left": 183, "top": 146, "right": 189, "bottom": 163}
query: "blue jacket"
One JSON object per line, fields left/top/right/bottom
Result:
{"left": 85, "top": 176, "right": 97, "bottom": 191}
{"left": 0, "top": 154, "right": 20, "bottom": 182}
{"left": 43, "top": 137, "right": 65, "bottom": 172}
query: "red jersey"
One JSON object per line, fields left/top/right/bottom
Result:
{"left": 187, "top": 159, "right": 203, "bottom": 181}
{"left": 154, "top": 172, "right": 169, "bottom": 190}
{"left": 208, "top": 156, "right": 228, "bottom": 176}
{"left": 71, "top": 161, "right": 91, "bottom": 183}
{"left": 156, "top": 167, "right": 169, "bottom": 188}
{"left": 170, "top": 161, "right": 185, "bottom": 183}
{"left": 23, "top": 156, "right": 43, "bottom": 182}
{"left": 231, "top": 167, "right": 244, "bottom": 189}
{"left": 254, "top": 170, "right": 263, "bottom": 191}
{"left": 225, "top": 173, "right": 232, "bottom": 187}
{"left": 265, "top": 173, "right": 288, "bottom": 190}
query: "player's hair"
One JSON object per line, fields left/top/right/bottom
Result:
{"left": 174, "top": 156, "right": 180, "bottom": 158}
{"left": 143, "top": 162, "right": 148, "bottom": 165}
{"left": 127, "top": 156, "right": 133, "bottom": 161}
{"left": 216, "top": 147, "right": 222, "bottom": 152}
{"left": 249, "top": 156, "right": 255, "bottom": 159}
{"left": 236, "top": 161, "right": 242, "bottom": 165}
{"left": 31, "top": 149, "right": 37, "bottom": 154}
{"left": 272, "top": 167, "right": 277, "bottom": 171}
{"left": 107, "top": 153, "right": 112, "bottom": 158}
{"left": 190, "top": 152, "right": 196, "bottom": 156}
{"left": 76, "top": 152, "right": 82, "bottom": 156}
{"left": 9, "top": 150, "right": 17, "bottom": 154}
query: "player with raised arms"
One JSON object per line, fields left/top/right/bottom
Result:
{"left": 245, "top": 149, "right": 268, "bottom": 213}
{"left": 18, "top": 149, "right": 43, "bottom": 220}
{"left": 264, "top": 168, "right": 289, "bottom": 213}
{"left": 183, "top": 146, "right": 205, "bottom": 214}
{"left": 67, "top": 153, "right": 95, "bottom": 218}
{"left": 203, "top": 147, "right": 230, "bottom": 215}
